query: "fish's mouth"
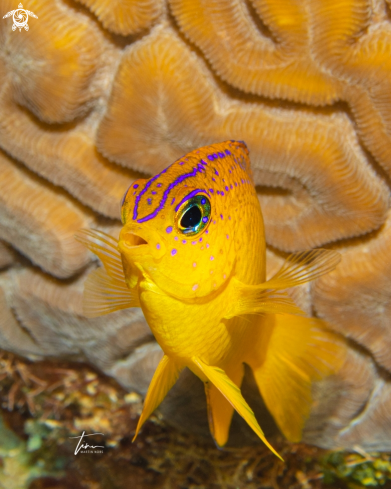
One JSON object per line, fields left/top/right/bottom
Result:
{"left": 118, "top": 228, "right": 165, "bottom": 260}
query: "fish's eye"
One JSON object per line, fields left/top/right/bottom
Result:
{"left": 175, "top": 195, "right": 211, "bottom": 236}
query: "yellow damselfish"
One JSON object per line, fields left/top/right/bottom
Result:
{"left": 76, "top": 141, "right": 343, "bottom": 459}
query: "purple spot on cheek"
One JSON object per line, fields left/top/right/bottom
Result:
{"left": 205, "top": 229, "right": 209, "bottom": 234}
{"left": 221, "top": 191, "right": 225, "bottom": 196}
{"left": 174, "top": 236, "right": 178, "bottom": 241}
{"left": 156, "top": 243, "right": 160, "bottom": 249}
{"left": 212, "top": 178, "right": 216, "bottom": 182}
{"left": 215, "top": 169, "right": 219, "bottom": 176}
{"left": 210, "top": 256, "right": 214, "bottom": 261}
{"left": 192, "top": 284, "right": 199, "bottom": 291}
{"left": 226, "top": 234, "right": 229, "bottom": 239}
{"left": 192, "top": 241, "right": 197, "bottom": 245}
{"left": 229, "top": 216, "right": 231, "bottom": 220}
{"left": 225, "top": 186, "right": 229, "bottom": 191}
{"left": 225, "top": 150, "right": 231, "bottom": 155}
{"left": 218, "top": 152, "right": 225, "bottom": 158}
{"left": 217, "top": 191, "right": 220, "bottom": 195}
{"left": 182, "top": 240, "right": 186, "bottom": 244}
{"left": 202, "top": 216, "right": 208, "bottom": 223}
{"left": 157, "top": 183, "right": 162, "bottom": 188}
{"left": 199, "top": 237, "right": 203, "bottom": 242}
{"left": 209, "top": 188, "right": 214, "bottom": 193}
{"left": 171, "top": 197, "right": 175, "bottom": 205}
{"left": 193, "top": 262, "right": 197, "bottom": 267}
{"left": 230, "top": 185, "right": 233, "bottom": 189}
{"left": 206, "top": 243, "right": 210, "bottom": 248}
{"left": 213, "top": 154, "right": 218, "bottom": 159}
{"left": 133, "top": 184, "right": 139, "bottom": 189}
{"left": 207, "top": 155, "right": 214, "bottom": 161}
{"left": 166, "top": 226, "right": 173, "bottom": 234}
{"left": 147, "top": 198, "right": 152, "bottom": 205}
{"left": 201, "top": 198, "right": 206, "bottom": 205}
{"left": 171, "top": 249, "right": 177, "bottom": 256}
{"left": 220, "top": 214, "right": 223, "bottom": 220}
{"left": 152, "top": 191, "right": 157, "bottom": 195}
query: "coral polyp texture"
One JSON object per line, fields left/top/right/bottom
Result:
{"left": 0, "top": 0, "right": 390, "bottom": 451}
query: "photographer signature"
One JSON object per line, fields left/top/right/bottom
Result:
{"left": 69, "top": 431, "right": 104, "bottom": 455}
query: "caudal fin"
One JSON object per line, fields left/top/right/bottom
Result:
{"left": 245, "top": 314, "right": 345, "bottom": 442}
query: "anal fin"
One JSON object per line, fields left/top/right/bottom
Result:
{"left": 192, "top": 357, "right": 282, "bottom": 460}
{"left": 205, "top": 362, "right": 244, "bottom": 447}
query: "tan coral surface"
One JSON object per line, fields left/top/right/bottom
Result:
{"left": 0, "top": 0, "right": 391, "bottom": 451}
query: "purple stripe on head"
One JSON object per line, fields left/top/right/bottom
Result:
{"left": 218, "top": 152, "right": 225, "bottom": 158}
{"left": 135, "top": 165, "right": 204, "bottom": 223}
{"left": 175, "top": 189, "right": 205, "bottom": 211}
{"left": 207, "top": 155, "right": 214, "bottom": 161}
{"left": 132, "top": 168, "right": 168, "bottom": 220}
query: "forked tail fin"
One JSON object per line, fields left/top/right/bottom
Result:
{"left": 244, "top": 314, "right": 345, "bottom": 442}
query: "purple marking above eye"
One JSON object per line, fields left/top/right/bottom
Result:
{"left": 201, "top": 198, "right": 206, "bottom": 205}
{"left": 218, "top": 152, "right": 224, "bottom": 158}
{"left": 171, "top": 249, "right": 177, "bottom": 256}
{"left": 209, "top": 188, "right": 214, "bottom": 193}
{"left": 166, "top": 226, "right": 173, "bottom": 234}
{"left": 202, "top": 216, "right": 208, "bottom": 223}
{"left": 207, "top": 155, "right": 214, "bottom": 161}
{"left": 133, "top": 184, "right": 139, "bottom": 189}
{"left": 225, "top": 150, "right": 231, "bottom": 155}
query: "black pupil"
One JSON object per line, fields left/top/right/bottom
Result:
{"left": 181, "top": 205, "right": 202, "bottom": 229}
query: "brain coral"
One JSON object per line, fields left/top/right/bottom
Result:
{"left": 0, "top": 0, "right": 390, "bottom": 451}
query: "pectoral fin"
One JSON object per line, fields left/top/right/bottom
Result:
{"left": 225, "top": 249, "right": 340, "bottom": 319}
{"left": 75, "top": 229, "right": 140, "bottom": 317}
{"left": 263, "top": 249, "right": 341, "bottom": 290}
{"left": 192, "top": 357, "right": 282, "bottom": 460}
{"left": 133, "top": 355, "right": 183, "bottom": 441}
{"left": 245, "top": 314, "right": 345, "bottom": 442}
{"left": 205, "top": 363, "right": 244, "bottom": 447}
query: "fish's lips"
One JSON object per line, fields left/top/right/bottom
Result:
{"left": 118, "top": 228, "right": 166, "bottom": 260}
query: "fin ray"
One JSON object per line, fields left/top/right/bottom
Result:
{"left": 263, "top": 249, "right": 341, "bottom": 290}
{"left": 205, "top": 363, "right": 244, "bottom": 447}
{"left": 83, "top": 267, "right": 139, "bottom": 317}
{"left": 75, "top": 229, "right": 124, "bottom": 280}
{"left": 133, "top": 355, "right": 182, "bottom": 441}
{"left": 245, "top": 314, "right": 345, "bottom": 442}
{"left": 192, "top": 357, "right": 282, "bottom": 460}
